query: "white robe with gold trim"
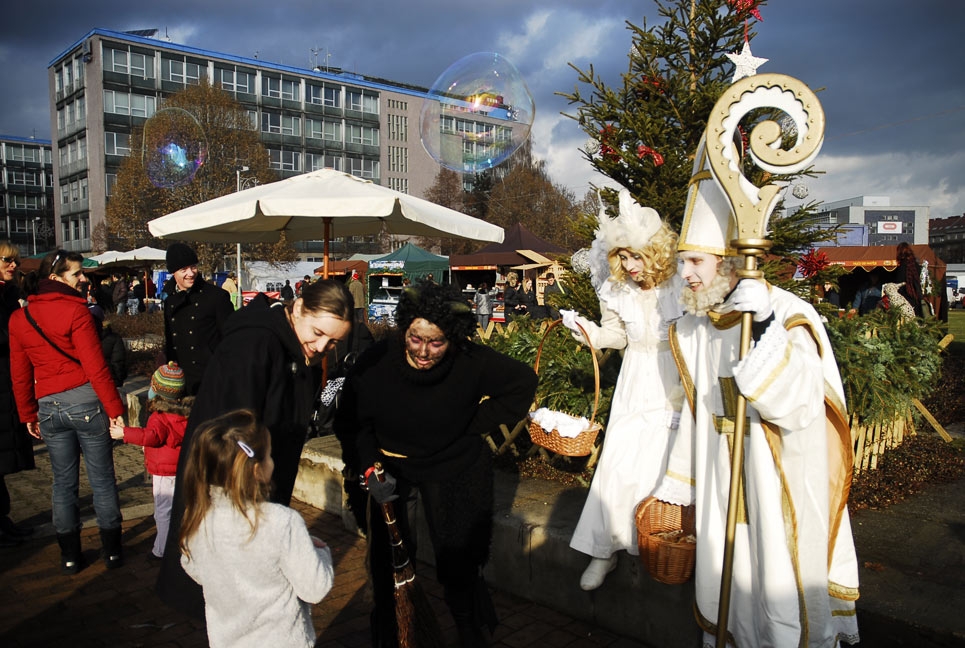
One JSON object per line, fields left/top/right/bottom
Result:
{"left": 670, "top": 286, "right": 859, "bottom": 647}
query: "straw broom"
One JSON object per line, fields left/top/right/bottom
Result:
{"left": 373, "top": 462, "right": 445, "bottom": 648}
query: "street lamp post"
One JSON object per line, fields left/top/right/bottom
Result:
{"left": 32, "top": 217, "right": 40, "bottom": 255}
{"left": 233, "top": 166, "right": 251, "bottom": 308}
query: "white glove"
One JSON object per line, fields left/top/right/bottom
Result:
{"left": 560, "top": 309, "right": 580, "bottom": 332}
{"left": 729, "top": 279, "right": 773, "bottom": 323}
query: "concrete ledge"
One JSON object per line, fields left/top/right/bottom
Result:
{"left": 294, "top": 436, "right": 701, "bottom": 647}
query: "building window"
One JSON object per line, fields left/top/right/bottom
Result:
{"left": 268, "top": 149, "right": 301, "bottom": 172}
{"left": 347, "top": 157, "right": 378, "bottom": 179}
{"left": 387, "top": 114, "right": 408, "bottom": 141}
{"left": 162, "top": 58, "right": 202, "bottom": 85}
{"left": 216, "top": 68, "right": 254, "bottom": 94}
{"left": 387, "top": 177, "right": 408, "bottom": 193}
{"left": 6, "top": 144, "right": 41, "bottom": 163}
{"left": 263, "top": 76, "right": 300, "bottom": 101}
{"left": 106, "top": 48, "right": 154, "bottom": 79}
{"left": 387, "top": 99, "right": 408, "bottom": 111}
{"left": 307, "top": 119, "right": 341, "bottom": 142}
{"left": 388, "top": 145, "right": 408, "bottom": 173}
{"left": 307, "top": 153, "right": 342, "bottom": 171}
{"left": 348, "top": 125, "right": 379, "bottom": 146}
{"left": 6, "top": 170, "right": 40, "bottom": 186}
{"left": 441, "top": 116, "right": 455, "bottom": 133}
{"left": 106, "top": 173, "right": 118, "bottom": 197}
{"left": 309, "top": 85, "right": 340, "bottom": 107}
{"left": 12, "top": 196, "right": 40, "bottom": 211}
{"left": 347, "top": 91, "right": 379, "bottom": 114}
{"left": 61, "top": 184, "right": 70, "bottom": 205}
{"left": 261, "top": 112, "right": 301, "bottom": 136}
{"left": 105, "top": 132, "right": 131, "bottom": 156}
{"left": 104, "top": 90, "right": 157, "bottom": 117}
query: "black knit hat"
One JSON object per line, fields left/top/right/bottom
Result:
{"left": 166, "top": 243, "right": 199, "bottom": 273}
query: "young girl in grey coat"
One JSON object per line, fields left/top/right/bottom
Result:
{"left": 179, "top": 409, "right": 334, "bottom": 648}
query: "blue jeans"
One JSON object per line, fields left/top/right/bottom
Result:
{"left": 39, "top": 400, "right": 121, "bottom": 534}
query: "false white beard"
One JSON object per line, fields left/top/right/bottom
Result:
{"left": 680, "top": 272, "right": 734, "bottom": 316}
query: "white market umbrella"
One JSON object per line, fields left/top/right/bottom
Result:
{"left": 89, "top": 246, "right": 168, "bottom": 267}
{"left": 147, "top": 168, "right": 504, "bottom": 276}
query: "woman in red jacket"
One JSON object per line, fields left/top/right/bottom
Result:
{"left": 9, "top": 250, "right": 126, "bottom": 574}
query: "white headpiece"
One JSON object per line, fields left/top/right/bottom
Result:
{"left": 595, "top": 188, "right": 663, "bottom": 254}
{"left": 678, "top": 136, "right": 738, "bottom": 257}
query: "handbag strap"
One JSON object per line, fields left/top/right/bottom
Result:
{"left": 23, "top": 306, "right": 81, "bottom": 365}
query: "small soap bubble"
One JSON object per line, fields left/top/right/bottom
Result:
{"left": 420, "top": 52, "right": 534, "bottom": 173}
{"left": 143, "top": 107, "right": 207, "bottom": 188}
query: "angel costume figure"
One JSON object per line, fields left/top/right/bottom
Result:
{"left": 655, "top": 141, "right": 859, "bottom": 646}
{"left": 562, "top": 188, "right": 683, "bottom": 591}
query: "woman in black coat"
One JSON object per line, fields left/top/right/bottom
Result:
{"left": 0, "top": 242, "right": 34, "bottom": 545}
{"left": 335, "top": 280, "right": 537, "bottom": 647}
{"left": 156, "top": 279, "right": 353, "bottom": 618}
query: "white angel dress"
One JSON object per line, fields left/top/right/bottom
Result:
{"left": 568, "top": 276, "right": 683, "bottom": 559}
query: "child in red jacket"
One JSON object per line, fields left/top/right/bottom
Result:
{"left": 111, "top": 362, "right": 192, "bottom": 559}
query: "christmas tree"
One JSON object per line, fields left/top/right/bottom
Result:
{"left": 558, "top": 0, "right": 841, "bottom": 296}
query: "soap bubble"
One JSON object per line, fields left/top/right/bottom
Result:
{"left": 420, "top": 52, "right": 534, "bottom": 173}
{"left": 143, "top": 107, "right": 207, "bottom": 188}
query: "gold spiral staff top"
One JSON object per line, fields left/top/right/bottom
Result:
{"left": 705, "top": 73, "right": 826, "bottom": 242}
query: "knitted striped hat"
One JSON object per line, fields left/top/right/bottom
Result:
{"left": 149, "top": 362, "right": 185, "bottom": 401}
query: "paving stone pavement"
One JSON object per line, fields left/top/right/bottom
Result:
{"left": 0, "top": 440, "right": 650, "bottom": 648}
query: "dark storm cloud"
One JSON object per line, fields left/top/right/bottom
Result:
{"left": 2, "top": 0, "right": 962, "bottom": 215}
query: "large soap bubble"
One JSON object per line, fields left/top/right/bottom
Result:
{"left": 420, "top": 52, "right": 534, "bottom": 173}
{"left": 143, "top": 107, "right": 207, "bottom": 188}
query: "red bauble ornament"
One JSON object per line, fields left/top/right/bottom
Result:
{"left": 797, "top": 248, "right": 830, "bottom": 278}
{"left": 727, "top": 0, "right": 763, "bottom": 21}
{"left": 636, "top": 144, "right": 664, "bottom": 167}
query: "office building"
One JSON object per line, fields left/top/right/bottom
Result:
{"left": 0, "top": 134, "right": 55, "bottom": 256}
{"left": 929, "top": 214, "right": 965, "bottom": 264}
{"left": 811, "top": 195, "right": 930, "bottom": 247}
{"left": 48, "top": 28, "right": 517, "bottom": 257}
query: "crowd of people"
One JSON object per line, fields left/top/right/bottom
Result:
{"left": 5, "top": 168, "right": 919, "bottom": 646}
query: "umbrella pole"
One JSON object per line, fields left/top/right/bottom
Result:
{"left": 236, "top": 243, "right": 242, "bottom": 308}
{"left": 323, "top": 217, "right": 332, "bottom": 279}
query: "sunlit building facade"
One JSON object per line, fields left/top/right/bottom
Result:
{"left": 48, "top": 28, "right": 516, "bottom": 257}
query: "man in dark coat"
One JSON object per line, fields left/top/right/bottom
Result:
{"left": 0, "top": 268, "right": 35, "bottom": 546}
{"left": 111, "top": 272, "right": 128, "bottom": 315}
{"left": 162, "top": 243, "right": 233, "bottom": 395}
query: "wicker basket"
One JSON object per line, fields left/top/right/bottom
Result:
{"left": 635, "top": 496, "right": 696, "bottom": 585}
{"left": 527, "top": 318, "right": 602, "bottom": 457}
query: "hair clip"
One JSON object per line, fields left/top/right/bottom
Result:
{"left": 237, "top": 440, "right": 255, "bottom": 458}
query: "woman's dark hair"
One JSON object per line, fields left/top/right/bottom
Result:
{"left": 22, "top": 249, "right": 85, "bottom": 296}
{"left": 298, "top": 277, "right": 353, "bottom": 321}
{"left": 396, "top": 280, "right": 474, "bottom": 347}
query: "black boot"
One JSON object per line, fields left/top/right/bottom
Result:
{"left": 99, "top": 527, "right": 124, "bottom": 569}
{"left": 0, "top": 516, "right": 34, "bottom": 538}
{"left": 453, "top": 612, "right": 491, "bottom": 648}
{"left": 56, "top": 531, "right": 84, "bottom": 575}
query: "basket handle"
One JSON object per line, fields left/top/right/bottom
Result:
{"left": 533, "top": 318, "right": 601, "bottom": 426}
